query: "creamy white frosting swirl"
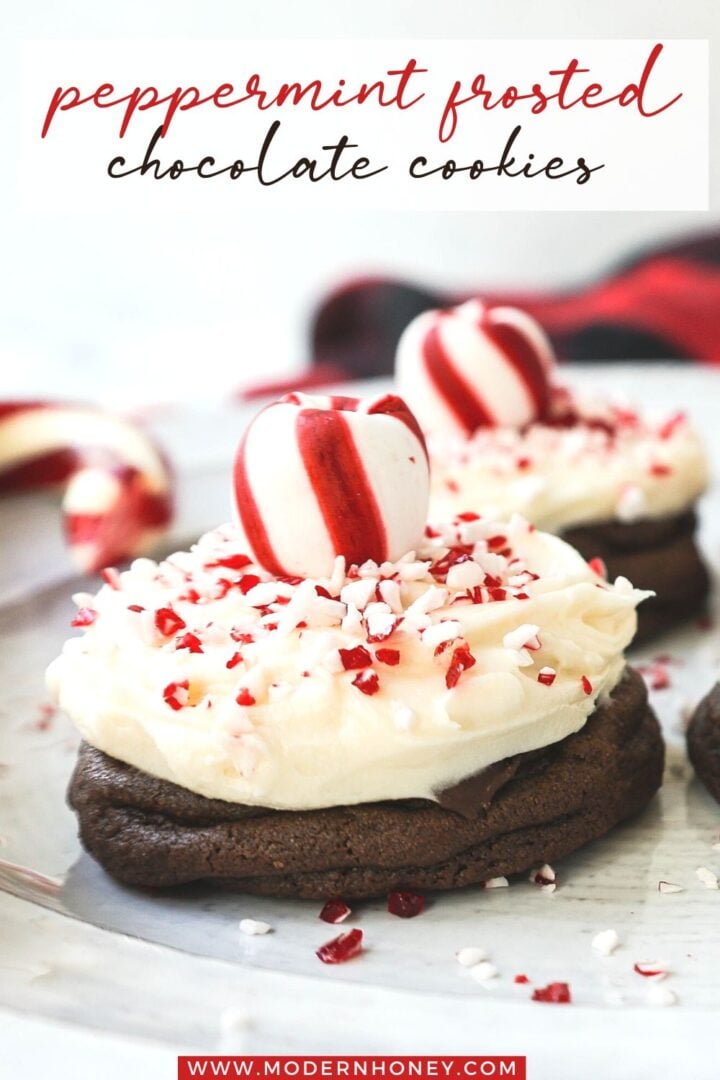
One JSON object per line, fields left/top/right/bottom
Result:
{"left": 429, "top": 397, "right": 708, "bottom": 533}
{"left": 47, "top": 514, "right": 648, "bottom": 810}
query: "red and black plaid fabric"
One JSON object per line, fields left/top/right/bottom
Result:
{"left": 310, "top": 230, "right": 720, "bottom": 380}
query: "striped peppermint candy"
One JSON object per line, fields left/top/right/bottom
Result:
{"left": 0, "top": 401, "right": 173, "bottom": 572}
{"left": 396, "top": 299, "right": 556, "bottom": 437}
{"left": 233, "top": 393, "right": 429, "bottom": 577}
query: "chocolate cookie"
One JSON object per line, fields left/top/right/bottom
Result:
{"left": 563, "top": 510, "right": 709, "bottom": 644}
{"left": 68, "top": 668, "right": 664, "bottom": 899}
{"left": 687, "top": 683, "right": 720, "bottom": 804}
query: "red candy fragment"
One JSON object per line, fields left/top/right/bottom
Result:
{"left": 154, "top": 607, "right": 186, "bottom": 637}
{"left": 71, "top": 607, "right": 97, "bottom": 628}
{"left": 319, "top": 899, "right": 351, "bottom": 924}
{"left": 445, "top": 642, "right": 476, "bottom": 689}
{"left": 588, "top": 557, "right": 607, "bottom": 579}
{"left": 375, "top": 648, "right": 400, "bottom": 666}
{"left": 206, "top": 554, "right": 252, "bottom": 571}
{"left": 531, "top": 982, "right": 571, "bottom": 1004}
{"left": 163, "top": 679, "right": 189, "bottom": 711}
{"left": 236, "top": 687, "right": 256, "bottom": 706}
{"left": 352, "top": 670, "right": 380, "bottom": 696}
{"left": 514, "top": 974, "right": 530, "bottom": 985}
{"left": 339, "top": 645, "right": 372, "bottom": 671}
{"left": 238, "top": 574, "right": 261, "bottom": 595}
{"left": 316, "top": 928, "right": 363, "bottom": 964}
{"left": 537, "top": 667, "right": 557, "bottom": 686}
{"left": 101, "top": 567, "right": 121, "bottom": 590}
{"left": 226, "top": 652, "right": 243, "bottom": 669}
{"left": 633, "top": 961, "right": 666, "bottom": 978}
{"left": 175, "top": 632, "right": 204, "bottom": 653}
{"left": 581, "top": 675, "right": 592, "bottom": 696}
{"left": 387, "top": 890, "right": 425, "bottom": 918}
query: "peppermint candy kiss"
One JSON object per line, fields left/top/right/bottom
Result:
{"left": 233, "top": 393, "right": 429, "bottom": 577}
{"left": 396, "top": 299, "right": 556, "bottom": 437}
{"left": 0, "top": 401, "right": 173, "bottom": 572}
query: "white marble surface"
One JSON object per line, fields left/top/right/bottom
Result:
{"left": 1, "top": 366, "right": 720, "bottom": 1077}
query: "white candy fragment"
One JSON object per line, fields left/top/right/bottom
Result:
{"left": 696, "top": 866, "right": 719, "bottom": 890}
{"left": 239, "top": 918, "right": 272, "bottom": 936}
{"left": 647, "top": 984, "right": 677, "bottom": 1007}
{"left": 592, "top": 929, "right": 620, "bottom": 956}
{"left": 483, "top": 877, "right": 509, "bottom": 889}
{"left": 469, "top": 961, "right": 499, "bottom": 983}
{"left": 503, "top": 624, "right": 541, "bottom": 652}
{"left": 456, "top": 947, "right": 487, "bottom": 968}
{"left": 658, "top": 881, "right": 684, "bottom": 894}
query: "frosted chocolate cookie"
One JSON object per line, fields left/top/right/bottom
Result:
{"left": 396, "top": 299, "right": 709, "bottom": 643}
{"left": 49, "top": 393, "right": 662, "bottom": 898}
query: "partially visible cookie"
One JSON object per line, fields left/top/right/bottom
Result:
{"left": 687, "top": 684, "right": 720, "bottom": 804}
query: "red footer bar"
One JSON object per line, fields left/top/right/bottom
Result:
{"left": 178, "top": 1058, "right": 526, "bottom": 1080}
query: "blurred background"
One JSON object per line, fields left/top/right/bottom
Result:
{"left": 2, "top": 0, "right": 718, "bottom": 407}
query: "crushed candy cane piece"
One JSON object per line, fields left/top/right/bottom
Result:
{"left": 316, "top": 928, "right": 363, "bottom": 964}
{"left": 531, "top": 982, "right": 571, "bottom": 1004}
{"left": 469, "top": 961, "right": 498, "bottom": 983}
{"left": 592, "top": 929, "right": 620, "bottom": 955}
{"left": 319, "top": 899, "right": 351, "bottom": 924}
{"left": 483, "top": 877, "right": 509, "bottom": 889}
{"left": 239, "top": 918, "right": 272, "bottom": 936}
{"left": 456, "top": 947, "right": 487, "bottom": 968}
{"left": 647, "top": 984, "right": 677, "bottom": 1007}
{"left": 537, "top": 667, "right": 557, "bottom": 686}
{"left": 695, "top": 866, "right": 718, "bottom": 889}
{"left": 658, "top": 881, "right": 684, "bottom": 894}
{"left": 633, "top": 961, "right": 668, "bottom": 980}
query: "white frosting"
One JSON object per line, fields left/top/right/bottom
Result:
{"left": 47, "top": 514, "right": 647, "bottom": 810}
{"left": 429, "top": 398, "right": 708, "bottom": 533}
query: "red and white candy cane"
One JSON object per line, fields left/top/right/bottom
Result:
{"left": 234, "top": 392, "right": 429, "bottom": 578}
{"left": 395, "top": 299, "right": 557, "bottom": 438}
{"left": 0, "top": 402, "right": 174, "bottom": 573}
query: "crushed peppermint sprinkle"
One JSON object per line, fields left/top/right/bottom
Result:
{"left": 503, "top": 624, "right": 541, "bottom": 652}
{"left": 352, "top": 670, "right": 380, "bottom": 696}
{"left": 483, "top": 877, "right": 509, "bottom": 890}
{"left": 514, "top": 974, "right": 530, "bottom": 985}
{"left": 634, "top": 961, "right": 668, "bottom": 979}
{"left": 469, "top": 961, "right": 498, "bottom": 983}
{"left": 101, "top": 567, "right": 121, "bottom": 590}
{"left": 445, "top": 642, "right": 476, "bottom": 689}
{"left": 154, "top": 607, "right": 186, "bottom": 637}
{"left": 537, "top": 667, "right": 557, "bottom": 686}
{"left": 239, "top": 918, "right": 272, "bottom": 936}
{"left": 530, "top": 864, "right": 556, "bottom": 887}
{"left": 695, "top": 866, "right": 719, "bottom": 890}
{"left": 319, "top": 899, "right": 351, "bottom": 924}
{"left": 163, "top": 680, "right": 189, "bottom": 711}
{"left": 375, "top": 648, "right": 400, "bottom": 666}
{"left": 236, "top": 688, "right": 256, "bottom": 707}
{"left": 592, "top": 929, "right": 620, "bottom": 955}
{"left": 456, "top": 947, "right": 487, "bottom": 967}
{"left": 647, "top": 984, "right": 677, "bottom": 1007}
{"left": 658, "top": 881, "right": 684, "bottom": 894}
{"left": 338, "top": 645, "right": 372, "bottom": 670}
{"left": 387, "top": 890, "right": 425, "bottom": 918}
{"left": 316, "top": 928, "right": 363, "bottom": 964}
{"left": 588, "top": 557, "right": 607, "bottom": 579}
{"left": 71, "top": 607, "right": 97, "bottom": 628}
{"left": 531, "top": 982, "right": 571, "bottom": 1004}
{"left": 581, "top": 675, "right": 593, "bottom": 696}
